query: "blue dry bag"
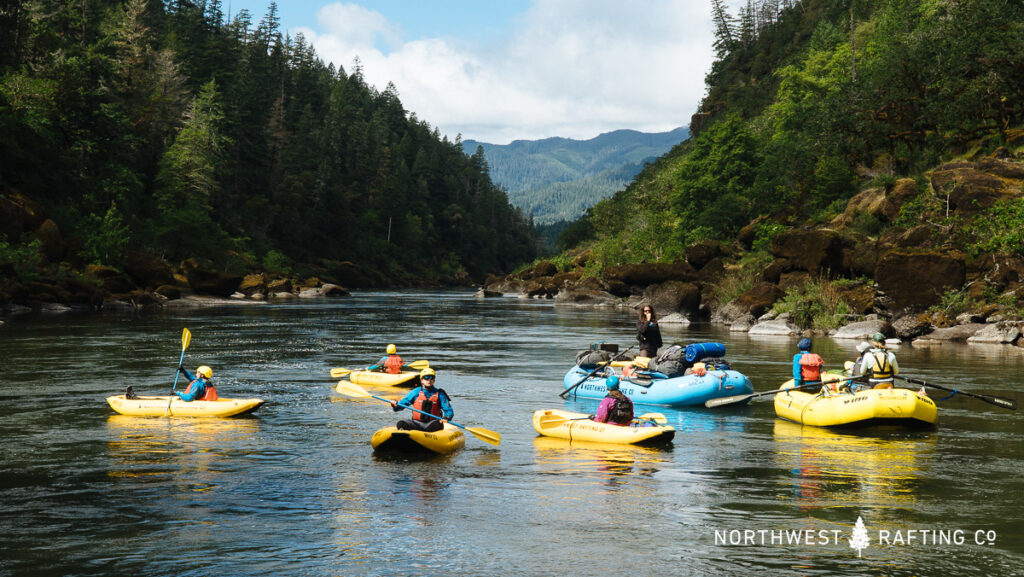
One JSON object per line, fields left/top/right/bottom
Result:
{"left": 685, "top": 342, "right": 727, "bottom": 363}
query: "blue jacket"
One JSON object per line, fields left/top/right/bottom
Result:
{"left": 175, "top": 368, "right": 209, "bottom": 402}
{"left": 393, "top": 386, "right": 453, "bottom": 420}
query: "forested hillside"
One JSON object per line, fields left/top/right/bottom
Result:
{"left": 0, "top": 0, "right": 536, "bottom": 297}
{"left": 563, "top": 0, "right": 1024, "bottom": 272}
{"left": 464, "top": 127, "right": 688, "bottom": 224}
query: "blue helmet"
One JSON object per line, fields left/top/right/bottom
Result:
{"left": 606, "top": 375, "right": 620, "bottom": 390}
{"left": 797, "top": 337, "right": 812, "bottom": 351}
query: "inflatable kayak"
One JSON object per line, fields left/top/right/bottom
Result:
{"left": 106, "top": 395, "right": 265, "bottom": 417}
{"left": 371, "top": 423, "right": 465, "bottom": 454}
{"left": 562, "top": 366, "right": 753, "bottom": 407}
{"left": 532, "top": 409, "right": 675, "bottom": 445}
{"left": 349, "top": 370, "right": 419, "bottom": 387}
{"left": 774, "top": 372, "right": 937, "bottom": 428}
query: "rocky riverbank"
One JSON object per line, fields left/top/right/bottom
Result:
{"left": 483, "top": 154, "right": 1024, "bottom": 351}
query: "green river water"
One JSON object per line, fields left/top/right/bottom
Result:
{"left": 1, "top": 290, "right": 1022, "bottom": 576}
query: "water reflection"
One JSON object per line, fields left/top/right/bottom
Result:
{"left": 533, "top": 436, "right": 670, "bottom": 485}
{"left": 772, "top": 419, "right": 936, "bottom": 510}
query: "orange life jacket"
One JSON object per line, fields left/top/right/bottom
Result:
{"left": 200, "top": 385, "right": 219, "bottom": 401}
{"left": 799, "top": 352, "right": 824, "bottom": 381}
{"left": 411, "top": 388, "right": 444, "bottom": 422}
{"left": 383, "top": 354, "right": 404, "bottom": 374}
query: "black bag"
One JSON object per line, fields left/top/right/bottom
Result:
{"left": 576, "top": 349, "right": 610, "bottom": 368}
{"left": 607, "top": 391, "right": 634, "bottom": 423}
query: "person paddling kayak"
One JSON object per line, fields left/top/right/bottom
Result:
{"left": 389, "top": 368, "right": 453, "bottom": 432}
{"left": 174, "top": 365, "right": 219, "bottom": 401}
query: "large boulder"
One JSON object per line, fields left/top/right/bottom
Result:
{"left": 832, "top": 319, "right": 891, "bottom": 340}
{"left": 180, "top": 258, "right": 242, "bottom": 297}
{"left": 770, "top": 229, "right": 844, "bottom": 274}
{"left": 967, "top": 322, "right": 1021, "bottom": 344}
{"left": 684, "top": 241, "right": 725, "bottom": 270}
{"left": 891, "top": 315, "right": 932, "bottom": 340}
{"left": 553, "top": 289, "right": 621, "bottom": 307}
{"left": 122, "top": 249, "right": 175, "bottom": 288}
{"left": 748, "top": 319, "right": 800, "bottom": 335}
{"left": 0, "top": 191, "right": 46, "bottom": 241}
{"left": 832, "top": 179, "right": 919, "bottom": 228}
{"left": 519, "top": 260, "right": 558, "bottom": 280}
{"left": 914, "top": 323, "right": 985, "bottom": 343}
{"left": 84, "top": 264, "right": 135, "bottom": 295}
{"left": 929, "top": 159, "right": 1024, "bottom": 217}
{"left": 238, "top": 273, "right": 267, "bottom": 295}
{"left": 874, "top": 250, "right": 965, "bottom": 312}
{"left": 726, "top": 282, "right": 784, "bottom": 319}
{"left": 642, "top": 281, "right": 701, "bottom": 314}
{"left": 601, "top": 261, "right": 697, "bottom": 285}
{"left": 834, "top": 281, "right": 875, "bottom": 315}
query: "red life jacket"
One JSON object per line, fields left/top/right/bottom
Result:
{"left": 799, "top": 352, "right": 824, "bottom": 381}
{"left": 411, "top": 388, "right": 444, "bottom": 422}
{"left": 187, "top": 379, "right": 218, "bottom": 401}
{"left": 383, "top": 354, "right": 404, "bottom": 374}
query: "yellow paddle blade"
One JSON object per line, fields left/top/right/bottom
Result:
{"left": 330, "top": 367, "right": 353, "bottom": 378}
{"left": 181, "top": 328, "right": 191, "bottom": 351}
{"left": 336, "top": 381, "right": 373, "bottom": 399}
{"left": 537, "top": 413, "right": 572, "bottom": 429}
{"left": 636, "top": 412, "right": 667, "bottom": 424}
{"left": 466, "top": 426, "right": 501, "bottom": 446}
{"left": 407, "top": 360, "right": 430, "bottom": 369}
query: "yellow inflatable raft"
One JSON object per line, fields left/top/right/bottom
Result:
{"left": 532, "top": 409, "right": 675, "bottom": 445}
{"left": 348, "top": 370, "right": 419, "bottom": 387}
{"left": 774, "top": 373, "right": 937, "bottom": 428}
{"left": 106, "top": 395, "right": 265, "bottom": 417}
{"left": 370, "top": 423, "right": 465, "bottom": 454}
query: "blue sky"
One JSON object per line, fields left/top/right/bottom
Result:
{"left": 220, "top": 1, "right": 717, "bottom": 144}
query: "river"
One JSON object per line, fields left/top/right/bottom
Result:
{"left": 2, "top": 290, "right": 1022, "bottom": 576}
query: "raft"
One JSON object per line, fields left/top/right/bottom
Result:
{"left": 532, "top": 409, "right": 675, "bottom": 445}
{"left": 370, "top": 423, "right": 465, "bottom": 454}
{"left": 348, "top": 370, "right": 419, "bottom": 387}
{"left": 106, "top": 395, "right": 265, "bottom": 418}
{"left": 562, "top": 366, "right": 753, "bottom": 407}
{"left": 774, "top": 372, "right": 937, "bottom": 428}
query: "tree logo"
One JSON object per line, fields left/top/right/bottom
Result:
{"left": 850, "top": 516, "right": 870, "bottom": 557}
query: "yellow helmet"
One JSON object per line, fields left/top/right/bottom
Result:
{"left": 196, "top": 365, "right": 213, "bottom": 379}
{"left": 386, "top": 344, "right": 397, "bottom": 355}
{"left": 420, "top": 367, "right": 436, "bottom": 379}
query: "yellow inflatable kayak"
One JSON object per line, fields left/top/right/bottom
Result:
{"left": 106, "top": 395, "right": 265, "bottom": 417}
{"left": 371, "top": 423, "right": 465, "bottom": 454}
{"left": 348, "top": 370, "right": 419, "bottom": 387}
{"left": 532, "top": 409, "right": 675, "bottom": 445}
{"left": 774, "top": 373, "right": 937, "bottom": 428}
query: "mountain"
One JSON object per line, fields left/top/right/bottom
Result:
{"left": 463, "top": 127, "right": 689, "bottom": 224}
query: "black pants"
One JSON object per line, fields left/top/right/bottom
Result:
{"left": 397, "top": 419, "right": 443, "bottom": 432}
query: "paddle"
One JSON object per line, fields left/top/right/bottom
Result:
{"left": 895, "top": 375, "right": 1017, "bottom": 410}
{"left": 166, "top": 328, "right": 192, "bottom": 414}
{"left": 536, "top": 411, "right": 669, "bottom": 429}
{"left": 330, "top": 359, "right": 430, "bottom": 379}
{"left": 705, "top": 375, "right": 868, "bottom": 408}
{"left": 336, "top": 381, "right": 501, "bottom": 446}
{"left": 560, "top": 344, "right": 636, "bottom": 399}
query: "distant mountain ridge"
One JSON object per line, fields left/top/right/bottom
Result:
{"left": 464, "top": 127, "right": 689, "bottom": 224}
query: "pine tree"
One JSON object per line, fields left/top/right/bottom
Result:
{"left": 849, "top": 516, "right": 870, "bottom": 557}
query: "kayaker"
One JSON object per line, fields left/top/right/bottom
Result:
{"left": 792, "top": 337, "right": 826, "bottom": 392}
{"left": 369, "top": 344, "right": 405, "bottom": 374}
{"left": 389, "top": 368, "right": 453, "bottom": 432}
{"left": 593, "top": 376, "right": 634, "bottom": 426}
{"left": 636, "top": 304, "right": 663, "bottom": 358}
{"left": 174, "top": 365, "right": 218, "bottom": 401}
{"left": 855, "top": 332, "right": 899, "bottom": 388}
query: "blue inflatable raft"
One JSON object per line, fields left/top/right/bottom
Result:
{"left": 561, "top": 365, "right": 754, "bottom": 407}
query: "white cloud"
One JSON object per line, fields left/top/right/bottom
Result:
{"left": 297, "top": 1, "right": 715, "bottom": 144}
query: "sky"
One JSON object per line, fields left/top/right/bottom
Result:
{"left": 223, "top": 1, "right": 717, "bottom": 144}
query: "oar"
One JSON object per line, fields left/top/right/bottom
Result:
{"left": 636, "top": 412, "right": 668, "bottom": 425}
{"left": 336, "top": 381, "right": 501, "bottom": 446}
{"left": 560, "top": 344, "right": 636, "bottom": 399}
{"left": 166, "top": 328, "right": 192, "bottom": 414}
{"left": 895, "top": 375, "right": 1017, "bottom": 410}
{"left": 705, "top": 375, "right": 867, "bottom": 408}
{"left": 330, "top": 359, "right": 430, "bottom": 379}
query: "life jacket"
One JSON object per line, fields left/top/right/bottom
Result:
{"left": 200, "top": 384, "right": 219, "bottom": 401}
{"left": 622, "top": 364, "right": 637, "bottom": 379}
{"left": 798, "top": 352, "right": 824, "bottom": 381}
{"left": 868, "top": 349, "right": 894, "bottom": 380}
{"left": 383, "top": 354, "right": 404, "bottom": 374}
{"left": 411, "top": 387, "right": 446, "bottom": 422}
{"left": 606, "top": 390, "right": 634, "bottom": 425}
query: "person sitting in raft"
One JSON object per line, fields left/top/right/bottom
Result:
{"left": 389, "top": 368, "right": 453, "bottom": 432}
{"left": 368, "top": 344, "right": 406, "bottom": 374}
{"left": 854, "top": 332, "right": 899, "bottom": 388}
{"left": 792, "top": 337, "right": 826, "bottom": 392}
{"left": 174, "top": 365, "right": 218, "bottom": 401}
{"left": 593, "top": 376, "right": 634, "bottom": 426}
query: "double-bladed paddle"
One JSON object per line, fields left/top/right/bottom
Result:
{"left": 331, "top": 359, "right": 430, "bottom": 379}
{"left": 336, "top": 381, "right": 501, "bottom": 446}
{"left": 560, "top": 344, "right": 636, "bottom": 399}
{"left": 705, "top": 375, "right": 868, "bottom": 408}
{"left": 896, "top": 375, "right": 1017, "bottom": 410}
{"left": 166, "top": 328, "right": 192, "bottom": 414}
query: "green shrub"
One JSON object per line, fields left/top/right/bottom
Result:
{"left": 772, "top": 276, "right": 853, "bottom": 329}
{"left": 263, "top": 250, "right": 293, "bottom": 275}
{"left": 0, "top": 238, "right": 43, "bottom": 282}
